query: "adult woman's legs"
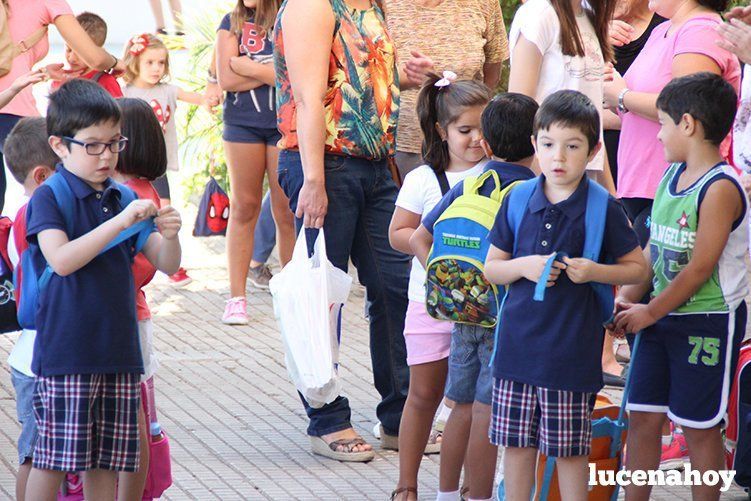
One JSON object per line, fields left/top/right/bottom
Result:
{"left": 225, "top": 141, "right": 267, "bottom": 298}
{"left": 394, "top": 358, "right": 448, "bottom": 500}
{"left": 265, "top": 146, "right": 294, "bottom": 266}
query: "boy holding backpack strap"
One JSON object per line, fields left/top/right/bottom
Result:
{"left": 410, "top": 93, "right": 538, "bottom": 501}
{"left": 24, "top": 79, "right": 182, "bottom": 500}
{"left": 483, "top": 90, "right": 647, "bottom": 500}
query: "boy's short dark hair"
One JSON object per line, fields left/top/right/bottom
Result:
{"left": 533, "top": 90, "right": 600, "bottom": 152}
{"left": 47, "top": 79, "right": 121, "bottom": 146}
{"left": 116, "top": 98, "right": 167, "bottom": 181}
{"left": 4, "top": 118, "right": 59, "bottom": 184}
{"left": 481, "top": 93, "right": 538, "bottom": 162}
{"left": 76, "top": 12, "right": 107, "bottom": 47}
{"left": 656, "top": 72, "right": 737, "bottom": 146}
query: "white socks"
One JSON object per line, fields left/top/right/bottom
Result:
{"left": 435, "top": 490, "right": 460, "bottom": 501}
{"left": 436, "top": 400, "right": 452, "bottom": 424}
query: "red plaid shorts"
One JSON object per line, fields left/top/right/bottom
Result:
{"left": 489, "top": 378, "right": 596, "bottom": 457}
{"left": 32, "top": 373, "right": 141, "bottom": 472}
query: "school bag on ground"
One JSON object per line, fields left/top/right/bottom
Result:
{"left": 16, "top": 172, "right": 153, "bottom": 330}
{"left": 725, "top": 340, "right": 751, "bottom": 495}
{"left": 425, "top": 170, "right": 519, "bottom": 327}
{"left": 0, "top": 3, "right": 48, "bottom": 77}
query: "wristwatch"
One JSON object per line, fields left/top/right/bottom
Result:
{"left": 617, "top": 88, "right": 630, "bottom": 114}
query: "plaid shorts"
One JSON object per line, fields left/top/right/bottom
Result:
{"left": 32, "top": 373, "right": 141, "bottom": 472}
{"left": 489, "top": 378, "right": 596, "bottom": 457}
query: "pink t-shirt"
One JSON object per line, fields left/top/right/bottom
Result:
{"left": 617, "top": 16, "right": 741, "bottom": 199}
{"left": 0, "top": 0, "right": 73, "bottom": 117}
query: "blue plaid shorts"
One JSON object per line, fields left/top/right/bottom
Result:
{"left": 489, "top": 378, "right": 596, "bottom": 457}
{"left": 32, "top": 373, "right": 141, "bottom": 472}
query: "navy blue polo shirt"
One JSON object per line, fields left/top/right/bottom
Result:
{"left": 26, "top": 166, "right": 151, "bottom": 377}
{"left": 488, "top": 175, "right": 639, "bottom": 393}
{"left": 422, "top": 160, "right": 535, "bottom": 233}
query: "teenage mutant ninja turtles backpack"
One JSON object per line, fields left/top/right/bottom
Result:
{"left": 425, "top": 170, "right": 519, "bottom": 328}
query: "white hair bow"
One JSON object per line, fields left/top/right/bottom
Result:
{"left": 434, "top": 71, "right": 457, "bottom": 88}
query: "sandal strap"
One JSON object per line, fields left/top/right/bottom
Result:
{"left": 390, "top": 487, "right": 418, "bottom": 500}
{"left": 327, "top": 436, "right": 367, "bottom": 452}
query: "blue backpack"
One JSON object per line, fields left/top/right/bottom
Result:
{"left": 490, "top": 178, "right": 614, "bottom": 363}
{"left": 16, "top": 173, "right": 153, "bottom": 330}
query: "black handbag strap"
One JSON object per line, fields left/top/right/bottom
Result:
{"left": 435, "top": 170, "right": 450, "bottom": 195}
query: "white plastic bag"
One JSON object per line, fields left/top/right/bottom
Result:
{"left": 269, "top": 229, "right": 352, "bottom": 408}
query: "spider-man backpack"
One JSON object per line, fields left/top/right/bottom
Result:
{"left": 193, "top": 177, "right": 229, "bottom": 236}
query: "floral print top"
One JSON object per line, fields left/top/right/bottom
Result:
{"left": 274, "top": 0, "right": 400, "bottom": 160}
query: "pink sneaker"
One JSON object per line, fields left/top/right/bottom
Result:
{"left": 222, "top": 297, "right": 248, "bottom": 325}
{"left": 659, "top": 429, "right": 688, "bottom": 470}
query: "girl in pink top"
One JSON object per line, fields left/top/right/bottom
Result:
{"left": 113, "top": 98, "right": 169, "bottom": 500}
{"left": 603, "top": 0, "right": 740, "bottom": 205}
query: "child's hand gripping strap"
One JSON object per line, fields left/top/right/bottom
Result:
{"left": 37, "top": 175, "right": 154, "bottom": 291}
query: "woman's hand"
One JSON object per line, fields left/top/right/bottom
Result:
{"left": 726, "top": 5, "right": 751, "bottom": 24}
{"left": 609, "top": 20, "right": 634, "bottom": 47}
{"left": 603, "top": 70, "right": 626, "bottom": 111}
{"left": 296, "top": 179, "right": 328, "bottom": 229}
{"left": 717, "top": 18, "right": 751, "bottom": 65}
{"left": 403, "top": 50, "right": 435, "bottom": 87}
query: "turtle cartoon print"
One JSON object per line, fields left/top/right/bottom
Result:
{"left": 239, "top": 20, "right": 274, "bottom": 113}
{"left": 426, "top": 259, "right": 497, "bottom": 327}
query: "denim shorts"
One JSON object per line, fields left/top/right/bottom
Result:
{"left": 11, "top": 368, "right": 37, "bottom": 464}
{"left": 223, "top": 124, "right": 281, "bottom": 145}
{"left": 445, "top": 323, "right": 494, "bottom": 404}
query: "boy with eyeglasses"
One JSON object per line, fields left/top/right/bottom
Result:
{"left": 24, "top": 79, "right": 183, "bottom": 499}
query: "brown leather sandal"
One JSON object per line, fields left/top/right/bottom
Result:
{"left": 390, "top": 486, "right": 417, "bottom": 500}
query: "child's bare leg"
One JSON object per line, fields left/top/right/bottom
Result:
{"left": 25, "top": 468, "right": 65, "bottom": 501}
{"left": 555, "top": 455, "right": 589, "bottom": 501}
{"left": 439, "top": 402, "right": 472, "bottom": 492}
{"left": 83, "top": 469, "right": 117, "bottom": 501}
{"left": 602, "top": 332, "right": 622, "bottom": 375}
{"left": 502, "top": 447, "right": 536, "bottom": 501}
{"left": 15, "top": 459, "right": 32, "bottom": 501}
{"left": 167, "top": 0, "right": 183, "bottom": 30}
{"left": 394, "top": 358, "right": 447, "bottom": 500}
{"left": 624, "top": 411, "right": 664, "bottom": 501}
{"left": 117, "top": 405, "right": 150, "bottom": 501}
{"left": 682, "top": 425, "right": 725, "bottom": 501}
{"left": 466, "top": 402, "right": 496, "bottom": 499}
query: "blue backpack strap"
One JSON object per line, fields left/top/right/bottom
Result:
{"left": 114, "top": 182, "right": 153, "bottom": 253}
{"left": 583, "top": 179, "right": 614, "bottom": 321}
{"left": 37, "top": 173, "right": 77, "bottom": 291}
{"left": 505, "top": 178, "right": 537, "bottom": 256}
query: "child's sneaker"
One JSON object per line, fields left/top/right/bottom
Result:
{"left": 659, "top": 430, "right": 688, "bottom": 470}
{"left": 168, "top": 267, "right": 192, "bottom": 287}
{"left": 249, "top": 264, "right": 273, "bottom": 290}
{"left": 65, "top": 472, "right": 83, "bottom": 494}
{"left": 222, "top": 297, "right": 248, "bottom": 325}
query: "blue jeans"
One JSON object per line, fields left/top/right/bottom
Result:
{"left": 278, "top": 150, "right": 410, "bottom": 436}
{"left": 252, "top": 191, "right": 275, "bottom": 264}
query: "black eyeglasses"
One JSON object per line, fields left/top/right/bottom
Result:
{"left": 63, "top": 136, "right": 128, "bottom": 156}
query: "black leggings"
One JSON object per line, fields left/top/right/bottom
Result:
{"left": 0, "top": 113, "right": 23, "bottom": 214}
{"left": 621, "top": 197, "right": 653, "bottom": 249}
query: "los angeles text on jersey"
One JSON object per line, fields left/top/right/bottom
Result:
{"left": 651, "top": 222, "right": 696, "bottom": 248}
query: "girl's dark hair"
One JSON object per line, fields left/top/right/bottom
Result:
{"left": 115, "top": 98, "right": 167, "bottom": 181}
{"left": 697, "top": 0, "right": 728, "bottom": 11}
{"left": 551, "top": 0, "right": 615, "bottom": 63}
{"left": 417, "top": 74, "right": 492, "bottom": 174}
{"left": 231, "top": 0, "right": 281, "bottom": 35}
